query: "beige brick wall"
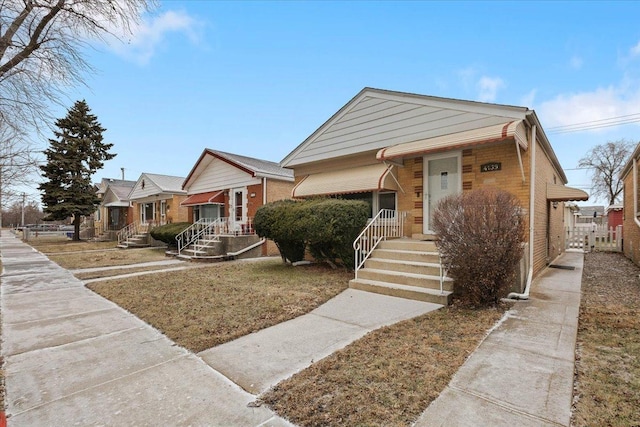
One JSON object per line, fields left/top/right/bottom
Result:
{"left": 394, "top": 137, "right": 566, "bottom": 276}
{"left": 169, "top": 195, "right": 189, "bottom": 223}
{"left": 266, "top": 178, "right": 295, "bottom": 202}
{"left": 623, "top": 163, "right": 640, "bottom": 264}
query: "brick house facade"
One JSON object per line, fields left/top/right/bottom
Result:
{"left": 282, "top": 88, "right": 588, "bottom": 286}
{"left": 181, "top": 149, "right": 294, "bottom": 256}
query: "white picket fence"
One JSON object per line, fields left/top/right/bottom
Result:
{"left": 565, "top": 225, "right": 622, "bottom": 252}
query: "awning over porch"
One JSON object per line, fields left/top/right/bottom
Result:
{"left": 292, "top": 163, "right": 398, "bottom": 197}
{"left": 546, "top": 183, "right": 589, "bottom": 202}
{"left": 104, "top": 201, "right": 130, "bottom": 208}
{"left": 376, "top": 120, "right": 528, "bottom": 161}
{"left": 181, "top": 190, "right": 225, "bottom": 206}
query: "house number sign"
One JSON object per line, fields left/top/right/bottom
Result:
{"left": 481, "top": 162, "right": 501, "bottom": 172}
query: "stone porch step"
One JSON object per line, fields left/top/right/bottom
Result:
{"left": 349, "top": 278, "right": 451, "bottom": 305}
{"left": 364, "top": 258, "right": 441, "bottom": 276}
{"left": 378, "top": 239, "right": 438, "bottom": 252}
{"left": 356, "top": 268, "right": 454, "bottom": 292}
{"left": 371, "top": 248, "right": 440, "bottom": 264}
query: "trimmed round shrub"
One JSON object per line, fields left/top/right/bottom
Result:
{"left": 150, "top": 222, "right": 190, "bottom": 248}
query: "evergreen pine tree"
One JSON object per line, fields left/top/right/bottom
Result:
{"left": 39, "top": 100, "right": 115, "bottom": 241}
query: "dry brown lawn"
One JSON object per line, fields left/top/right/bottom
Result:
{"left": 572, "top": 252, "right": 640, "bottom": 427}
{"left": 261, "top": 304, "right": 507, "bottom": 426}
{"left": 87, "top": 259, "right": 351, "bottom": 352}
{"left": 48, "top": 247, "right": 169, "bottom": 269}
{"left": 26, "top": 237, "right": 117, "bottom": 253}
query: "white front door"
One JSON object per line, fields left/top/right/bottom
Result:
{"left": 231, "top": 188, "right": 246, "bottom": 224}
{"left": 424, "top": 154, "right": 460, "bottom": 233}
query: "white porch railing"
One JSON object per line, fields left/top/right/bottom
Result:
{"left": 176, "top": 217, "right": 256, "bottom": 255}
{"left": 353, "top": 209, "right": 406, "bottom": 278}
{"left": 117, "top": 221, "right": 156, "bottom": 246}
{"left": 176, "top": 218, "right": 216, "bottom": 255}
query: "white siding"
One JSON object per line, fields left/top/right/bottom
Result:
{"left": 129, "top": 174, "right": 163, "bottom": 200}
{"left": 189, "top": 158, "right": 261, "bottom": 194}
{"left": 283, "top": 90, "right": 529, "bottom": 168}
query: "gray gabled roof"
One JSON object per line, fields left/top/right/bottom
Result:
{"left": 182, "top": 149, "right": 294, "bottom": 189}
{"left": 210, "top": 150, "right": 294, "bottom": 180}
{"left": 143, "top": 173, "right": 187, "bottom": 193}
{"left": 97, "top": 178, "right": 136, "bottom": 194}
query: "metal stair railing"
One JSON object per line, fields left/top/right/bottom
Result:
{"left": 353, "top": 209, "right": 406, "bottom": 279}
{"left": 176, "top": 217, "right": 257, "bottom": 256}
{"left": 117, "top": 222, "right": 139, "bottom": 246}
{"left": 176, "top": 218, "right": 217, "bottom": 255}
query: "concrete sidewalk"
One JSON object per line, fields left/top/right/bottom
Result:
{"left": 415, "top": 251, "right": 583, "bottom": 427}
{"left": 0, "top": 230, "right": 441, "bottom": 426}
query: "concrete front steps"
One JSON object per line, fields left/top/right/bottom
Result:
{"left": 349, "top": 238, "right": 453, "bottom": 305}
{"left": 117, "top": 234, "right": 150, "bottom": 249}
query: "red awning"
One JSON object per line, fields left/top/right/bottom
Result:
{"left": 181, "top": 190, "right": 225, "bottom": 206}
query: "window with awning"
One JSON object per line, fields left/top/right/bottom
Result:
{"left": 181, "top": 190, "right": 225, "bottom": 206}
{"left": 292, "top": 163, "right": 397, "bottom": 198}
{"left": 376, "top": 120, "right": 528, "bottom": 161}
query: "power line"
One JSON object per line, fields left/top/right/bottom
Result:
{"left": 546, "top": 112, "right": 640, "bottom": 135}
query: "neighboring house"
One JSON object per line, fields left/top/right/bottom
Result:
{"left": 620, "top": 145, "right": 640, "bottom": 264}
{"left": 281, "top": 87, "right": 588, "bottom": 303}
{"left": 94, "top": 178, "right": 136, "bottom": 239}
{"left": 180, "top": 149, "right": 294, "bottom": 256}
{"left": 564, "top": 202, "right": 581, "bottom": 229}
{"left": 606, "top": 204, "right": 623, "bottom": 230}
{"left": 576, "top": 205, "right": 605, "bottom": 225}
{"left": 128, "top": 173, "right": 189, "bottom": 226}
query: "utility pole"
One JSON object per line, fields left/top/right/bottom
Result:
{"left": 21, "top": 193, "right": 26, "bottom": 227}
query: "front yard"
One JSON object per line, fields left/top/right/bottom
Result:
{"left": 13, "top": 237, "right": 639, "bottom": 426}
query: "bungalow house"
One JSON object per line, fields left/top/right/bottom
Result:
{"left": 177, "top": 149, "right": 294, "bottom": 258}
{"left": 620, "top": 144, "right": 640, "bottom": 264}
{"left": 93, "top": 178, "right": 136, "bottom": 240}
{"left": 281, "top": 87, "right": 588, "bottom": 304}
{"left": 118, "top": 173, "right": 189, "bottom": 248}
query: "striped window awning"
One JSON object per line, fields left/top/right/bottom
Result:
{"left": 292, "top": 163, "right": 397, "bottom": 198}
{"left": 377, "top": 120, "right": 528, "bottom": 161}
{"left": 547, "top": 183, "right": 589, "bottom": 202}
{"left": 181, "top": 190, "right": 225, "bottom": 206}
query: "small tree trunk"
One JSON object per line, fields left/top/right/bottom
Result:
{"left": 73, "top": 215, "right": 81, "bottom": 241}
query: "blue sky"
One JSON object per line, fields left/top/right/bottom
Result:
{"left": 36, "top": 1, "right": 640, "bottom": 206}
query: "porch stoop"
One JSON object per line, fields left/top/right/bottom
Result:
{"left": 117, "top": 233, "right": 150, "bottom": 248}
{"left": 349, "top": 239, "right": 453, "bottom": 305}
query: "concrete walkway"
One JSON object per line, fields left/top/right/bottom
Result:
{"left": 0, "top": 230, "right": 441, "bottom": 426}
{"left": 414, "top": 251, "right": 583, "bottom": 427}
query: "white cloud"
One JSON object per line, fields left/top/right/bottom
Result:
{"left": 106, "top": 10, "right": 202, "bottom": 65}
{"left": 477, "top": 76, "right": 505, "bottom": 102}
{"left": 630, "top": 41, "right": 640, "bottom": 57}
{"left": 537, "top": 85, "right": 640, "bottom": 130}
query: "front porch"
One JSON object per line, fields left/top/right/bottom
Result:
{"left": 173, "top": 217, "right": 264, "bottom": 260}
{"left": 350, "top": 209, "right": 453, "bottom": 305}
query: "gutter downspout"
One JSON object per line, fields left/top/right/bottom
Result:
{"left": 508, "top": 124, "right": 536, "bottom": 300}
{"left": 634, "top": 158, "right": 640, "bottom": 229}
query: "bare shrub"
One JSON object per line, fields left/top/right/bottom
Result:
{"left": 432, "top": 188, "right": 525, "bottom": 307}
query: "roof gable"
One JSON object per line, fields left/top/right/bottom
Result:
{"left": 281, "top": 87, "right": 530, "bottom": 168}
{"left": 183, "top": 149, "right": 293, "bottom": 190}
{"left": 129, "top": 173, "right": 187, "bottom": 200}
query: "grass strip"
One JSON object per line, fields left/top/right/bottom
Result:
{"left": 262, "top": 304, "right": 507, "bottom": 426}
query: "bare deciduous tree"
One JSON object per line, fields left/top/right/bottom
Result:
{"left": 0, "top": 0, "right": 156, "bottom": 132}
{"left": 578, "top": 139, "right": 634, "bottom": 206}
